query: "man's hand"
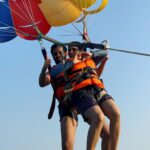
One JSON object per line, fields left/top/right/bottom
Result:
{"left": 43, "top": 59, "right": 51, "bottom": 69}
{"left": 39, "top": 58, "right": 51, "bottom": 87}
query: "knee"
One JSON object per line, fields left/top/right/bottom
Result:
{"left": 110, "top": 108, "right": 120, "bottom": 122}
{"left": 94, "top": 113, "right": 105, "bottom": 126}
{"left": 62, "top": 141, "right": 74, "bottom": 150}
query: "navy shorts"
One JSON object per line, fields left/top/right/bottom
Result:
{"left": 94, "top": 88, "right": 114, "bottom": 105}
{"left": 71, "top": 85, "right": 98, "bottom": 115}
{"left": 81, "top": 86, "right": 114, "bottom": 122}
{"left": 58, "top": 103, "right": 78, "bottom": 121}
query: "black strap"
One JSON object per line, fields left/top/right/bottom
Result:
{"left": 48, "top": 93, "right": 56, "bottom": 120}
{"left": 40, "top": 46, "right": 55, "bottom": 120}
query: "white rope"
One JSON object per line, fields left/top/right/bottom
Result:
{"left": 0, "top": 21, "right": 36, "bottom": 38}
{"left": 12, "top": 1, "right": 31, "bottom": 22}
{"left": 55, "top": 27, "right": 81, "bottom": 35}
{"left": 0, "top": 1, "right": 29, "bottom": 24}
{"left": 21, "top": 0, "right": 34, "bottom": 23}
{"left": 0, "top": 29, "right": 16, "bottom": 35}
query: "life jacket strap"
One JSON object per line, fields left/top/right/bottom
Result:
{"left": 64, "top": 66, "right": 97, "bottom": 94}
{"left": 48, "top": 93, "right": 56, "bottom": 120}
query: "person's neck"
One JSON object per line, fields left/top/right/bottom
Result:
{"left": 72, "top": 55, "right": 81, "bottom": 63}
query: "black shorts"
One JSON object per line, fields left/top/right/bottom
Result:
{"left": 96, "top": 89, "right": 114, "bottom": 105}
{"left": 90, "top": 85, "right": 113, "bottom": 105}
{"left": 81, "top": 87, "right": 114, "bottom": 122}
{"left": 58, "top": 103, "right": 78, "bottom": 122}
{"left": 71, "top": 85, "right": 98, "bottom": 115}
{"left": 98, "top": 93, "right": 113, "bottom": 105}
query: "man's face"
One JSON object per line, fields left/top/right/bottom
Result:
{"left": 51, "top": 47, "right": 65, "bottom": 64}
{"left": 68, "top": 46, "right": 80, "bottom": 58}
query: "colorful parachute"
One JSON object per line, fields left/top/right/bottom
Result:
{"left": 0, "top": 0, "right": 17, "bottom": 42}
{"left": 0, "top": 0, "right": 50, "bottom": 42}
{"left": 39, "top": 0, "right": 109, "bottom": 26}
{"left": 0, "top": 0, "right": 109, "bottom": 43}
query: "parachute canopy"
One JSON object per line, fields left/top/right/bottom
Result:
{"left": 0, "top": 0, "right": 51, "bottom": 43}
{"left": 0, "top": 0, "right": 17, "bottom": 42}
{"left": 0, "top": 0, "right": 108, "bottom": 43}
{"left": 39, "top": 0, "right": 109, "bottom": 26}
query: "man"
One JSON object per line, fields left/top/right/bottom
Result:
{"left": 39, "top": 43, "right": 111, "bottom": 150}
{"left": 68, "top": 43, "right": 120, "bottom": 150}
{"left": 39, "top": 44, "right": 77, "bottom": 150}
{"left": 62, "top": 43, "right": 109, "bottom": 150}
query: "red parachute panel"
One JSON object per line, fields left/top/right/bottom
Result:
{"left": 9, "top": 0, "right": 51, "bottom": 40}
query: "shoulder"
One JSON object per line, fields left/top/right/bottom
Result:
{"left": 63, "top": 59, "right": 74, "bottom": 71}
{"left": 84, "top": 58, "right": 96, "bottom": 67}
{"left": 50, "top": 64, "right": 63, "bottom": 78}
{"left": 84, "top": 57, "right": 94, "bottom": 63}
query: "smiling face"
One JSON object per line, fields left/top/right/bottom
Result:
{"left": 68, "top": 46, "right": 80, "bottom": 58}
{"left": 51, "top": 46, "right": 66, "bottom": 64}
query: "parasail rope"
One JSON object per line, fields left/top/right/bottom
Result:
{"left": 25, "top": 0, "right": 36, "bottom": 24}
{"left": 11, "top": 1, "right": 31, "bottom": 22}
{"left": 0, "top": 29, "right": 16, "bottom": 35}
{"left": 0, "top": 24, "right": 16, "bottom": 35}
{"left": 71, "top": 23, "right": 83, "bottom": 36}
{"left": 21, "top": 0, "right": 35, "bottom": 24}
{"left": 0, "top": 21, "right": 35, "bottom": 37}
{"left": 54, "top": 27, "right": 81, "bottom": 36}
{"left": 109, "top": 47, "right": 150, "bottom": 57}
{"left": 27, "top": 0, "right": 35, "bottom": 22}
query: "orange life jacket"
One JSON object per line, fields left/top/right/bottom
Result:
{"left": 53, "top": 59, "right": 73, "bottom": 101}
{"left": 55, "top": 58, "right": 105, "bottom": 101}
{"left": 53, "top": 72, "right": 65, "bottom": 101}
{"left": 64, "top": 58, "right": 104, "bottom": 93}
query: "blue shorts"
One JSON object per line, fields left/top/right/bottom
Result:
{"left": 71, "top": 85, "right": 98, "bottom": 115}
{"left": 58, "top": 103, "right": 78, "bottom": 121}
{"left": 94, "top": 88, "right": 114, "bottom": 105}
{"left": 79, "top": 86, "right": 114, "bottom": 122}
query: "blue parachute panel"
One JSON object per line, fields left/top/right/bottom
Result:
{"left": 0, "top": 0, "right": 17, "bottom": 43}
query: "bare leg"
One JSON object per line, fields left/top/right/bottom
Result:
{"left": 84, "top": 105, "right": 104, "bottom": 150}
{"left": 61, "top": 116, "right": 78, "bottom": 150}
{"left": 101, "top": 122, "right": 111, "bottom": 150}
{"left": 101, "top": 100, "right": 120, "bottom": 150}
{"left": 87, "top": 118, "right": 111, "bottom": 150}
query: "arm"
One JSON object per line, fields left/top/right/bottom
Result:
{"left": 92, "top": 49, "right": 108, "bottom": 65}
{"left": 80, "top": 48, "right": 108, "bottom": 77}
{"left": 80, "top": 52, "right": 92, "bottom": 60}
{"left": 39, "top": 59, "right": 51, "bottom": 87}
{"left": 97, "top": 55, "right": 109, "bottom": 77}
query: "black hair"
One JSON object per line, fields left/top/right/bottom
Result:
{"left": 69, "top": 41, "right": 86, "bottom": 51}
{"left": 51, "top": 43, "right": 67, "bottom": 54}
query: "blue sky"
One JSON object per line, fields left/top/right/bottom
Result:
{"left": 0, "top": 0, "right": 150, "bottom": 150}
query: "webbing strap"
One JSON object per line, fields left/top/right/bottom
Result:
{"left": 48, "top": 93, "right": 56, "bottom": 120}
{"left": 64, "top": 67, "right": 97, "bottom": 93}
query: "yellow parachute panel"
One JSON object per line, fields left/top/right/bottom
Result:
{"left": 71, "top": 0, "right": 96, "bottom": 9}
{"left": 84, "top": 0, "right": 109, "bottom": 15}
{"left": 39, "top": 0, "right": 108, "bottom": 27}
{"left": 39, "top": 0, "right": 81, "bottom": 26}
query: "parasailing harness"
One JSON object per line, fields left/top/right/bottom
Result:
{"left": 62, "top": 58, "right": 104, "bottom": 105}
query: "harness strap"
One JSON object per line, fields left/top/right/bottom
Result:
{"left": 48, "top": 93, "right": 56, "bottom": 120}
{"left": 63, "top": 66, "right": 97, "bottom": 94}
{"left": 55, "top": 76, "right": 65, "bottom": 87}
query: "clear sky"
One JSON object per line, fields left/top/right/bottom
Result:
{"left": 0, "top": 1, "right": 150, "bottom": 150}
